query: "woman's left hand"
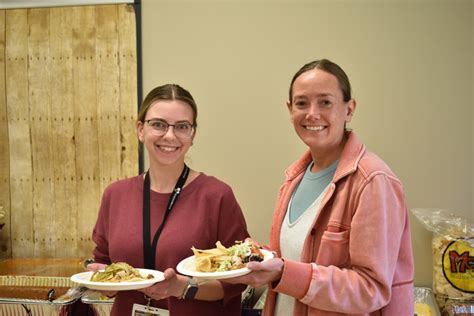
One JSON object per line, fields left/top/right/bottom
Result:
{"left": 223, "top": 258, "right": 284, "bottom": 288}
{"left": 138, "top": 268, "right": 187, "bottom": 300}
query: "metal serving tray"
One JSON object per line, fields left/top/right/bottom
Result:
{"left": 80, "top": 290, "right": 114, "bottom": 316}
{"left": 0, "top": 275, "right": 82, "bottom": 315}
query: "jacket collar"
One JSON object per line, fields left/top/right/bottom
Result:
{"left": 285, "top": 131, "right": 365, "bottom": 183}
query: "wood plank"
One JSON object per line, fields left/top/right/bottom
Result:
{"left": 118, "top": 4, "right": 138, "bottom": 178}
{"left": 5, "top": 9, "right": 33, "bottom": 258}
{"left": 96, "top": 5, "right": 121, "bottom": 194}
{"left": 0, "top": 10, "right": 12, "bottom": 259}
{"left": 28, "top": 8, "right": 54, "bottom": 258}
{"left": 72, "top": 6, "right": 100, "bottom": 257}
{"left": 49, "top": 7, "right": 77, "bottom": 258}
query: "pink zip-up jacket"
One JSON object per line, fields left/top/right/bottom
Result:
{"left": 264, "top": 132, "right": 414, "bottom": 316}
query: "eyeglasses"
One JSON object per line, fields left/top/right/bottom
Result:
{"left": 144, "top": 119, "right": 195, "bottom": 138}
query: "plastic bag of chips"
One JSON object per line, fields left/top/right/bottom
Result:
{"left": 411, "top": 208, "right": 474, "bottom": 312}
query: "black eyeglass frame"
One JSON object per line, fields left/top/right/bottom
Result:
{"left": 144, "top": 119, "right": 195, "bottom": 138}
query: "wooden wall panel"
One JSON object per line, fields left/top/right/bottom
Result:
{"left": 1, "top": 4, "right": 138, "bottom": 259}
{"left": 72, "top": 6, "right": 100, "bottom": 257}
{"left": 49, "top": 7, "right": 77, "bottom": 258}
{"left": 118, "top": 4, "right": 138, "bottom": 179}
{"left": 96, "top": 5, "right": 121, "bottom": 194}
{"left": 28, "top": 8, "right": 56, "bottom": 258}
{"left": 0, "top": 10, "right": 11, "bottom": 259}
{"left": 5, "top": 10, "right": 33, "bottom": 258}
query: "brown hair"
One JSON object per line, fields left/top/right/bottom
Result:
{"left": 138, "top": 84, "right": 198, "bottom": 127}
{"left": 288, "top": 59, "right": 352, "bottom": 103}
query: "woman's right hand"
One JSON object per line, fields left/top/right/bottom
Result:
{"left": 85, "top": 262, "right": 117, "bottom": 298}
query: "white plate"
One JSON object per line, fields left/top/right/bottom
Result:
{"left": 70, "top": 268, "right": 165, "bottom": 291}
{"left": 176, "top": 249, "right": 274, "bottom": 280}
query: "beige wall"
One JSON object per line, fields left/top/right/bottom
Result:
{"left": 141, "top": 0, "right": 473, "bottom": 288}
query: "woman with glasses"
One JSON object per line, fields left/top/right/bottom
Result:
{"left": 88, "top": 84, "right": 249, "bottom": 316}
{"left": 226, "top": 59, "right": 414, "bottom": 315}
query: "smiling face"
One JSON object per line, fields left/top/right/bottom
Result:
{"left": 137, "top": 99, "right": 195, "bottom": 168}
{"left": 287, "top": 68, "right": 356, "bottom": 163}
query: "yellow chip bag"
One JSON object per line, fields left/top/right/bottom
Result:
{"left": 411, "top": 208, "right": 474, "bottom": 311}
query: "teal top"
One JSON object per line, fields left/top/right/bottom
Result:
{"left": 289, "top": 159, "right": 339, "bottom": 223}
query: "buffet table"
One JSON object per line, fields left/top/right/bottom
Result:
{"left": 0, "top": 258, "right": 89, "bottom": 315}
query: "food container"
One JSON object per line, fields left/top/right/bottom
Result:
{"left": 440, "top": 298, "right": 474, "bottom": 316}
{"left": 0, "top": 275, "right": 78, "bottom": 315}
{"left": 411, "top": 209, "right": 474, "bottom": 313}
{"left": 81, "top": 289, "right": 114, "bottom": 316}
{"left": 0, "top": 258, "right": 89, "bottom": 315}
{"left": 414, "top": 287, "right": 441, "bottom": 316}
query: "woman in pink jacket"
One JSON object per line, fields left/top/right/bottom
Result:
{"left": 228, "top": 59, "right": 414, "bottom": 315}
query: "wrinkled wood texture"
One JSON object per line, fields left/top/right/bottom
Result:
{"left": 0, "top": 4, "right": 138, "bottom": 259}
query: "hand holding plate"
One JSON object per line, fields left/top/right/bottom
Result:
{"left": 222, "top": 257, "right": 284, "bottom": 288}
{"left": 138, "top": 268, "right": 187, "bottom": 300}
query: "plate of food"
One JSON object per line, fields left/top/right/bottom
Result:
{"left": 70, "top": 262, "right": 164, "bottom": 291}
{"left": 176, "top": 240, "right": 274, "bottom": 280}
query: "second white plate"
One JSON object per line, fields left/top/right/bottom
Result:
{"left": 70, "top": 268, "right": 164, "bottom": 291}
{"left": 176, "top": 249, "right": 274, "bottom": 280}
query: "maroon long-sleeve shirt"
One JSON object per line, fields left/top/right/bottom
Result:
{"left": 92, "top": 173, "right": 249, "bottom": 316}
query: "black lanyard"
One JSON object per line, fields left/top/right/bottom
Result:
{"left": 142, "top": 164, "right": 189, "bottom": 269}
